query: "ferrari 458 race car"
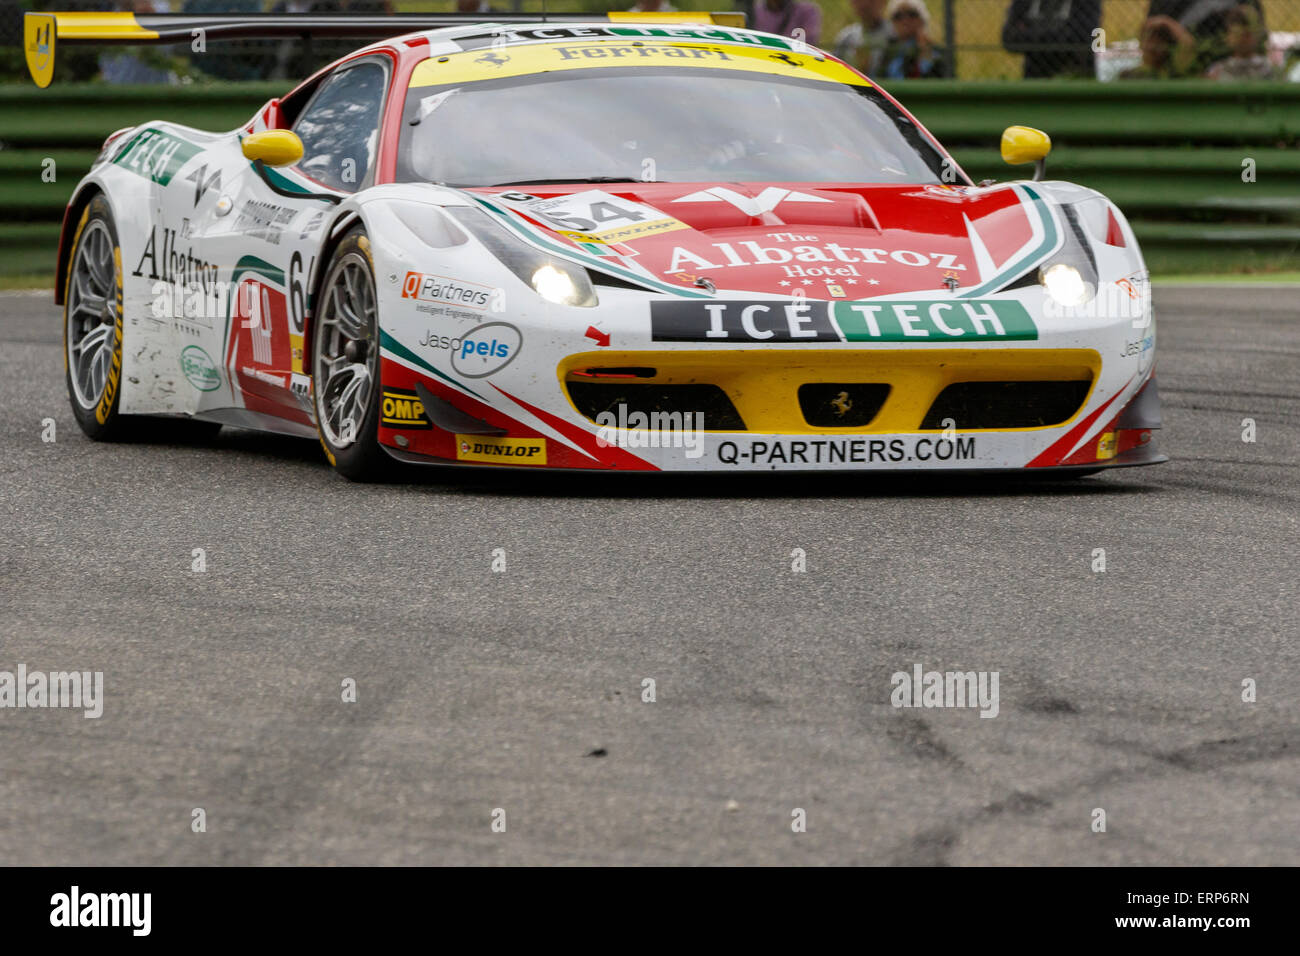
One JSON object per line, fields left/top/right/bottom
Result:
{"left": 29, "top": 10, "right": 1163, "bottom": 480}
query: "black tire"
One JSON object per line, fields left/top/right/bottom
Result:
{"left": 64, "top": 194, "right": 131, "bottom": 440}
{"left": 64, "top": 194, "right": 224, "bottom": 444}
{"left": 311, "top": 228, "right": 390, "bottom": 481}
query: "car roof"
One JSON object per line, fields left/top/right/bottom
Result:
{"left": 354, "top": 19, "right": 818, "bottom": 62}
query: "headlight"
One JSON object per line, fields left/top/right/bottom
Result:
{"left": 531, "top": 264, "right": 582, "bottom": 305}
{"left": 447, "top": 207, "right": 597, "bottom": 307}
{"left": 1040, "top": 262, "right": 1091, "bottom": 307}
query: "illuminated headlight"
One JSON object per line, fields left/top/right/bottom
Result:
{"left": 532, "top": 264, "right": 583, "bottom": 305}
{"left": 448, "top": 207, "right": 597, "bottom": 307}
{"left": 1039, "top": 263, "right": 1092, "bottom": 307}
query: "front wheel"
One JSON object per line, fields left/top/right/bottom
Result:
{"left": 312, "top": 229, "right": 390, "bottom": 481}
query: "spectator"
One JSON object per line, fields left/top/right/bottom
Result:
{"left": 1119, "top": 15, "right": 1197, "bottom": 77}
{"left": 833, "top": 0, "right": 895, "bottom": 76}
{"left": 1000, "top": 0, "right": 1102, "bottom": 78}
{"left": 750, "top": 0, "right": 822, "bottom": 48}
{"left": 458, "top": 0, "right": 501, "bottom": 10}
{"left": 878, "top": 0, "right": 948, "bottom": 79}
{"left": 627, "top": 1, "right": 678, "bottom": 10}
{"left": 1205, "top": 5, "right": 1278, "bottom": 78}
{"left": 1144, "top": 0, "right": 1266, "bottom": 72}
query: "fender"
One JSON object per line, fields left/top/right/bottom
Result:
{"left": 55, "top": 180, "right": 110, "bottom": 306}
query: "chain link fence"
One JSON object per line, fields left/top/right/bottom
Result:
{"left": 3, "top": 0, "right": 1300, "bottom": 81}
{"left": 819, "top": 0, "right": 1300, "bottom": 80}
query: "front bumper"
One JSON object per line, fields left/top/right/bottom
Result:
{"left": 373, "top": 272, "right": 1162, "bottom": 473}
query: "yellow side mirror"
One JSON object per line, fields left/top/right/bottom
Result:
{"left": 1000, "top": 126, "right": 1051, "bottom": 181}
{"left": 1001, "top": 126, "right": 1051, "bottom": 165}
{"left": 241, "top": 130, "right": 303, "bottom": 168}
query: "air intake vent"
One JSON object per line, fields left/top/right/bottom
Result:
{"left": 567, "top": 382, "right": 746, "bottom": 430}
{"left": 921, "top": 381, "right": 1091, "bottom": 429}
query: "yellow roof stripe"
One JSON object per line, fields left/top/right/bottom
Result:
{"left": 607, "top": 11, "right": 747, "bottom": 27}
{"left": 411, "top": 41, "right": 865, "bottom": 88}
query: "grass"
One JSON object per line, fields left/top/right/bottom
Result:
{"left": 1151, "top": 272, "right": 1300, "bottom": 284}
{"left": 0, "top": 275, "right": 56, "bottom": 290}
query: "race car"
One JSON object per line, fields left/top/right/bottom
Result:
{"left": 29, "top": 10, "right": 1163, "bottom": 480}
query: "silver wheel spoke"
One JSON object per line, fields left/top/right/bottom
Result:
{"left": 87, "top": 234, "right": 112, "bottom": 292}
{"left": 335, "top": 293, "right": 365, "bottom": 340}
{"left": 76, "top": 323, "right": 111, "bottom": 359}
{"left": 66, "top": 219, "right": 118, "bottom": 410}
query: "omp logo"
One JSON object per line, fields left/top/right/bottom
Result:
{"left": 380, "top": 388, "right": 431, "bottom": 430}
{"left": 401, "top": 271, "right": 494, "bottom": 310}
{"left": 179, "top": 345, "right": 220, "bottom": 392}
{"left": 456, "top": 435, "right": 547, "bottom": 465}
{"left": 113, "top": 128, "right": 201, "bottom": 186}
{"left": 50, "top": 886, "right": 150, "bottom": 936}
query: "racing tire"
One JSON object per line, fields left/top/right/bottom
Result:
{"left": 311, "top": 228, "right": 391, "bottom": 482}
{"left": 63, "top": 195, "right": 133, "bottom": 440}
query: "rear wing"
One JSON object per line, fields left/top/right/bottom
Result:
{"left": 23, "top": 10, "right": 747, "bottom": 87}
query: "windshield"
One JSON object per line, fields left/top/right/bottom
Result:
{"left": 396, "top": 67, "right": 951, "bottom": 188}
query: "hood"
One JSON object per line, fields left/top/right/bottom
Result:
{"left": 468, "top": 181, "right": 1060, "bottom": 300}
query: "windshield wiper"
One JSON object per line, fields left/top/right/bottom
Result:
{"left": 488, "top": 177, "right": 662, "bottom": 186}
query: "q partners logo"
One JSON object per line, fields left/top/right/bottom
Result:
{"left": 450, "top": 322, "right": 521, "bottom": 379}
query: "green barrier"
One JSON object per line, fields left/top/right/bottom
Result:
{"left": 899, "top": 81, "right": 1300, "bottom": 147}
{"left": 1, "top": 81, "right": 1297, "bottom": 279}
{"left": 0, "top": 83, "right": 284, "bottom": 149}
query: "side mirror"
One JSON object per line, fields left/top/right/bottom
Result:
{"left": 241, "top": 130, "right": 304, "bottom": 167}
{"left": 1000, "top": 126, "right": 1051, "bottom": 182}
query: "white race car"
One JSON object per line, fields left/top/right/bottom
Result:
{"left": 31, "top": 10, "right": 1163, "bottom": 479}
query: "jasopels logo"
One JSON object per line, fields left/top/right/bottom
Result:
{"left": 450, "top": 322, "right": 521, "bottom": 379}
{"left": 179, "top": 345, "right": 220, "bottom": 391}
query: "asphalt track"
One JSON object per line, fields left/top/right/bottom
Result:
{"left": 0, "top": 286, "right": 1296, "bottom": 865}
